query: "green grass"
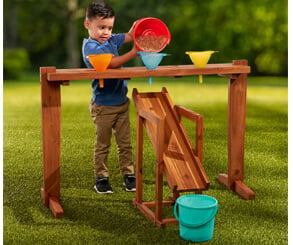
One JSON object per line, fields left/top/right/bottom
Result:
{"left": 4, "top": 74, "right": 287, "bottom": 244}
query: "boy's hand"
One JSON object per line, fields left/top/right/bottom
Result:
{"left": 128, "top": 21, "right": 137, "bottom": 36}
{"left": 124, "top": 21, "right": 137, "bottom": 43}
{"left": 131, "top": 43, "right": 139, "bottom": 56}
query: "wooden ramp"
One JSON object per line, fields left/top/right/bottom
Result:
{"left": 132, "top": 87, "right": 210, "bottom": 227}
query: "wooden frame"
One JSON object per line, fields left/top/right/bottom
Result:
{"left": 132, "top": 88, "right": 207, "bottom": 227}
{"left": 40, "top": 61, "right": 254, "bottom": 219}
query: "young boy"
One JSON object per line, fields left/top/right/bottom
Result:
{"left": 82, "top": 1, "right": 138, "bottom": 194}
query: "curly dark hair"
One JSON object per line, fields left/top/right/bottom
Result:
{"left": 86, "top": 1, "right": 115, "bottom": 20}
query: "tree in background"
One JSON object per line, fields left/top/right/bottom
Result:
{"left": 3, "top": 0, "right": 288, "bottom": 76}
{"left": 158, "top": 0, "right": 288, "bottom": 75}
{"left": 4, "top": 0, "right": 88, "bottom": 70}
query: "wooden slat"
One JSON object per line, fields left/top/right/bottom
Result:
{"left": 164, "top": 152, "right": 208, "bottom": 191}
{"left": 235, "top": 181, "right": 255, "bottom": 200}
{"left": 47, "top": 64, "right": 251, "bottom": 81}
{"left": 160, "top": 90, "right": 210, "bottom": 187}
{"left": 49, "top": 197, "right": 64, "bottom": 218}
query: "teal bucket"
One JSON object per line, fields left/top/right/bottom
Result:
{"left": 174, "top": 194, "right": 218, "bottom": 242}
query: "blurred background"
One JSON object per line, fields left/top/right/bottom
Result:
{"left": 3, "top": 0, "right": 288, "bottom": 79}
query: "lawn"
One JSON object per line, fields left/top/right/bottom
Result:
{"left": 3, "top": 73, "right": 288, "bottom": 244}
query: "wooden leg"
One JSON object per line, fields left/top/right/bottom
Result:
{"left": 217, "top": 60, "right": 255, "bottom": 200}
{"left": 135, "top": 114, "right": 143, "bottom": 204}
{"left": 154, "top": 117, "right": 165, "bottom": 226}
{"left": 155, "top": 161, "right": 163, "bottom": 226}
{"left": 40, "top": 67, "right": 64, "bottom": 217}
{"left": 195, "top": 115, "right": 204, "bottom": 164}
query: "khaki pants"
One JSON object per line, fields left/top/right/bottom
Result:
{"left": 89, "top": 99, "right": 134, "bottom": 178}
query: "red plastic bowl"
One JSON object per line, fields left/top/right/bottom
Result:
{"left": 133, "top": 17, "right": 171, "bottom": 52}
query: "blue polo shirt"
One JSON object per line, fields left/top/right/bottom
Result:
{"left": 82, "top": 34, "right": 128, "bottom": 106}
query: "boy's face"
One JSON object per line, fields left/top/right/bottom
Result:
{"left": 84, "top": 16, "right": 115, "bottom": 43}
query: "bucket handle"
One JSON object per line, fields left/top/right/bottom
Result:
{"left": 174, "top": 202, "right": 218, "bottom": 228}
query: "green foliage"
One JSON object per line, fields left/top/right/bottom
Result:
{"left": 4, "top": 0, "right": 287, "bottom": 74}
{"left": 3, "top": 48, "right": 30, "bottom": 80}
{"left": 3, "top": 74, "right": 287, "bottom": 244}
{"left": 162, "top": 0, "right": 288, "bottom": 75}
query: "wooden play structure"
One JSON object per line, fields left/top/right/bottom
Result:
{"left": 40, "top": 60, "right": 255, "bottom": 219}
{"left": 132, "top": 87, "right": 209, "bottom": 227}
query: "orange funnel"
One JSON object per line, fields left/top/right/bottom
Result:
{"left": 185, "top": 51, "right": 218, "bottom": 83}
{"left": 88, "top": 54, "right": 113, "bottom": 88}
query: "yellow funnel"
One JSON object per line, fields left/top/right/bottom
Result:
{"left": 185, "top": 51, "right": 218, "bottom": 83}
{"left": 88, "top": 54, "right": 113, "bottom": 88}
